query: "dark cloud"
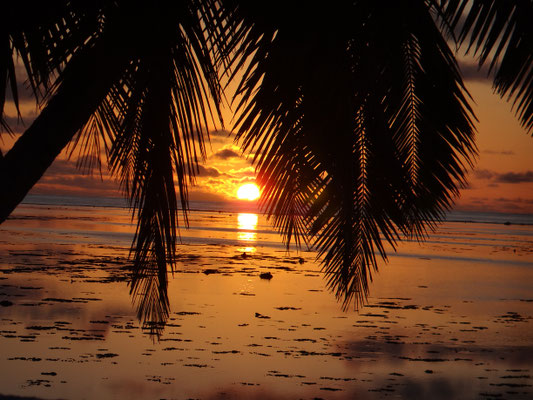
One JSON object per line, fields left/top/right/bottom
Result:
{"left": 213, "top": 148, "right": 240, "bottom": 160}
{"left": 2, "top": 63, "right": 39, "bottom": 104}
{"left": 41, "top": 158, "right": 81, "bottom": 175}
{"left": 473, "top": 169, "right": 533, "bottom": 184}
{"left": 197, "top": 164, "right": 223, "bottom": 177}
{"left": 43, "top": 158, "right": 107, "bottom": 177}
{"left": 473, "top": 169, "right": 495, "bottom": 179}
{"left": 1, "top": 111, "right": 38, "bottom": 134}
{"left": 458, "top": 60, "right": 494, "bottom": 83}
{"left": 495, "top": 171, "right": 533, "bottom": 183}
{"left": 483, "top": 149, "right": 515, "bottom": 156}
{"left": 207, "top": 129, "right": 236, "bottom": 145}
{"left": 209, "top": 129, "right": 234, "bottom": 138}
{"left": 183, "top": 164, "right": 224, "bottom": 178}
{"left": 32, "top": 157, "right": 120, "bottom": 197}
{"left": 495, "top": 197, "right": 533, "bottom": 204}
{"left": 456, "top": 195, "right": 533, "bottom": 213}
{"left": 188, "top": 189, "right": 227, "bottom": 202}
{"left": 1, "top": 115, "right": 24, "bottom": 134}
{"left": 5, "top": 80, "right": 37, "bottom": 103}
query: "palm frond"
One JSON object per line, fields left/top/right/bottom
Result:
{"left": 3, "top": 0, "right": 228, "bottom": 329}
{"left": 230, "top": 0, "right": 476, "bottom": 308}
{"left": 98, "top": 1, "right": 225, "bottom": 327}
{"left": 444, "top": 0, "right": 533, "bottom": 133}
{"left": 0, "top": 34, "right": 20, "bottom": 134}
{"left": 1, "top": 0, "right": 485, "bottom": 324}
{"left": 1, "top": 1, "right": 109, "bottom": 133}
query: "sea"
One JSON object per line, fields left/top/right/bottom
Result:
{"left": 0, "top": 193, "right": 532, "bottom": 399}
{"left": 14, "top": 193, "right": 533, "bottom": 261}
{"left": 20, "top": 194, "right": 533, "bottom": 226}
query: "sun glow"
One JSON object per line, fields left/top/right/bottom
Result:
{"left": 236, "top": 183, "right": 260, "bottom": 201}
{"left": 237, "top": 213, "right": 258, "bottom": 243}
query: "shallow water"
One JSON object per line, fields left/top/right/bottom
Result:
{"left": 1, "top": 203, "right": 532, "bottom": 399}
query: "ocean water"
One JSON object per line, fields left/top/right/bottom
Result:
{"left": 22, "top": 194, "right": 533, "bottom": 225}
{"left": 16, "top": 194, "right": 533, "bottom": 266}
{"left": 0, "top": 194, "right": 532, "bottom": 399}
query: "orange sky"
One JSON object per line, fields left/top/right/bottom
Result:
{"left": 1, "top": 61, "right": 532, "bottom": 214}
{"left": 455, "top": 79, "right": 533, "bottom": 214}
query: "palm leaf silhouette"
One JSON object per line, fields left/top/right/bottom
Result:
{"left": 1, "top": 1, "right": 79, "bottom": 133}
{"left": 82, "top": 1, "right": 227, "bottom": 324}
{"left": 1, "top": 0, "right": 227, "bottom": 328}
{"left": 229, "top": 1, "right": 476, "bottom": 307}
{"left": 1, "top": 0, "right": 531, "bottom": 327}
{"left": 443, "top": 0, "right": 533, "bottom": 132}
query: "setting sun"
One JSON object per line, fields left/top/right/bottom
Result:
{"left": 236, "top": 183, "right": 260, "bottom": 201}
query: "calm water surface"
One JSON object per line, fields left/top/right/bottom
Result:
{"left": 0, "top": 199, "right": 532, "bottom": 399}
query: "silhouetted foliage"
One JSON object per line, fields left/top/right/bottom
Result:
{"left": 443, "top": 0, "right": 533, "bottom": 132}
{"left": 1, "top": 0, "right": 532, "bottom": 331}
{"left": 226, "top": 0, "right": 478, "bottom": 308}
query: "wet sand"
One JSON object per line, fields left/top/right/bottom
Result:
{"left": 0, "top": 204, "right": 532, "bottom": 399}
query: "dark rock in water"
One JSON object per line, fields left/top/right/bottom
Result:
{"left": 96, "top": 353, "right": 119, "bottom": 359}
{"left": 425, "top": 369, "right": 434, "bottom": 374}
{"left": 184, "top": 363, "right": 209, "bottom": 368}
{"left": 230, "top": 252, "right": 252, "bottom": 260}
{"left": 203, "top": 269, "right": 219, "bottom": 275}
{"left": 0, "top": 300, "right": 13, "bottom": 307}
{"left": 255, "top": 313, "right": 271, "bottom": 319}
{"left": 42, "top": 297, "right": 79, "bottom": 303}
{"left": 26, "top": 326, "right": 55, "bottom": 331}
{"left": 259, "top": 272, "right": 273, "bottom": 280}
{"left": 504, "top": 221, "right": 512, "bottom": 226}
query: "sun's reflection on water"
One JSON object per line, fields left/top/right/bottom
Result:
{"left": 237, "top": 213, "right": 258, "bottom": 250}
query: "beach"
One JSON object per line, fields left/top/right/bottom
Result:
{"left": 0, "top": 198, "right": 532, "bottom": 399}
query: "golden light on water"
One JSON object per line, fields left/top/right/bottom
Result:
{"left": 238, "top": 231, "right": 255, "bottom": 241}
{"left": 236, "top": 183, "right": 260, "bottom": 201}
{"left": 238, "top": 213, "right": 258, "bottom": 229}
{"left": 237, "top": 213, "right": 258, "bottom": 243}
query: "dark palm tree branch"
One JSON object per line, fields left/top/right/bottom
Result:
{"left": 2, "top": 1, "right": 229, "bottom": 331}
{"left": 229, "top": 0, "right": 476, "bottom": 308}
{"left": 97, "top": 1, "right": 225, "bottom": 327}
{"left": 443, "top": 0, "right": 533, "bottom": 132}
{"left": 0, "top": 7, "right": 135, "bottom": 222}
{"left": 1, "top": 0, "right": 496, "bottom": 329}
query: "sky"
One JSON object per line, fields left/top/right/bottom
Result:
{"left": 1, "top": 57, "right": 532, "bottom": 215}
{"left": 455, "top": 65, "right": 533, "bottom": 214}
